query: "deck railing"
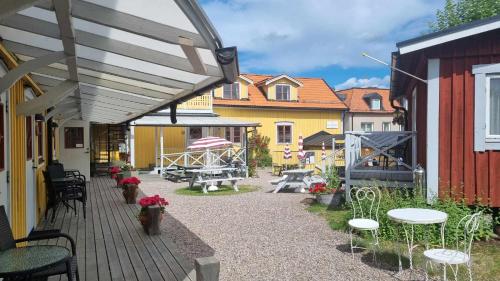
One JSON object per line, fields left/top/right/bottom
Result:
{"left": 160, "top": 147, "right": 246, "bottom": 170}
{"left": 177, "top": 94, "right": 212, "bottom": 110}
{"left": 344, "top": 131, "right": 417, "bottom": 198}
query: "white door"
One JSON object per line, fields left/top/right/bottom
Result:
{"left": 0, "top": 85, "right": 9, "bottom": 216}
{"left": 24, "top": 88, "right": 36, "bottom": 233}
{"left": 60, "top": 120, "right": 91, "bottom": 180}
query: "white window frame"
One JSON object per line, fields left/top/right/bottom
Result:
{"left": 276, "top": 122, "right": 293, "bottom": 144}
{"left": 222, "top": 82, "right": 240, "bottom": 99}
{"left": 371, "top": 98, "right": 381, "bottom": 110}
{"left": 225, "top": 127, "right": 242, "bottom": 144}
{"left": 473, "top": 63, "right": 500, "bottom": 151}
{"left": 276, "top": 84, "right": 291, "bottom": 101}
{"left": 360, "top": 122, "right": 374, "bottom": 132}
{"left": 382, "top": 122, "right": 391, "bottom": 131}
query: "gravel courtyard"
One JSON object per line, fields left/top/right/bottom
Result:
{"left": 139, "top": 169, "right": 397, "bottom": 281}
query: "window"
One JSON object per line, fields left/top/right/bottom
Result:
{"left": 36, "top": 121, "right": 44, "bottom": 164}
{"left": 400, "top": 97, "right": 409, "bottom": 110}
{"left": 473, "top": 63, "right": 500, "bottom": 151}
{"left": 276, "top": 84, "right": 290, "bottom": 101}
{"left": 487, "top": 77, "right": 500, "bottom": 137}
{"left": 0, "top": 102, "right": 4, "bottom": 170}
{"left": 223, "top": 83, "right": 239, "bottom": 99}
{"left": 225, "top": 127, "right": 242, "bottom": 143}
{"left": 361, "top": 122, "right": 373, "bottom": 132}
{"left": 64, "top": 127, "right": 84, "bottom": 149}
{"left": 26, "top": 116, "right": 33, "bottom": 160}
{"left": 189, "top": 127, "right": 202, "bottom": 141}
{"left": 382, "top": 122, "right": 391, "bottom": 131}
{"left": 276, "top": 123, "right": 292, "bottom": 144}
{"left": 371, "top": 98, "right": 381, "bottom": 110}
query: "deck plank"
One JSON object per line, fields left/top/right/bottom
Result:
{"left": 37, "top": 176, "right": 194, "bottom": 281}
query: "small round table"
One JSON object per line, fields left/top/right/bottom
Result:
{"left": 387, "top": 208, "right": 448, "bottom": 271}
{"left": 0, "top": 245, "right": 71, "bottom": 279}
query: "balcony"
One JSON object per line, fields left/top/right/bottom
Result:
{"left": 177, "top": 94, "right": 213, "bottom": 111}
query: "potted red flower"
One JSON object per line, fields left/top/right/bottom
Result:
{"left": 110, "top": 166, "right": 121, "bottom": 179}
{"left": 138, "top": 195, "right": 169, "bottom": 235}
{"left": 309, "top": 166, "right": 344, "bottom": 206}
{"left": 120, "top": 177, "right": 141, "bottom": 204}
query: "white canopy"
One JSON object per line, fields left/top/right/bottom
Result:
{"left": 0, "top": 0, "right": 238, "bottom": 124}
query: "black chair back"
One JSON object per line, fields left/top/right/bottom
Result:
{"left": 0, "top": 205, "right": 16, "bottom": 251}
{"left": 47, "top": 163, "right": 66, "bottom": 179}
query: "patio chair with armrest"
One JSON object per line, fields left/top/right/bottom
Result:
{"left": 0, "top": 206, "right": 80, "bottom": 281}
{"left": 424, "top": 212, "right": 482, "bottom": 281}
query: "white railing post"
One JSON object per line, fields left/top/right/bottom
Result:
{"left": 160, "top": 128, "right": 164, "bottom": 173}
{"left": 412, "top": 131, "right": 417, "bottom": 171}
{"left": 345, "top": 133, "right": 352, "bottom": 202}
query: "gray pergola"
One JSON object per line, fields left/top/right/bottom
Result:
{"left": 0, "top": 0, "right": 238, "bottom": 124}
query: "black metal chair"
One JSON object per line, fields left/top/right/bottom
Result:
{"left": 0, "top": 206, "right": 79, "bottom": 281}
{"left": 45, "top": 164, "right": 86, "bottom": 222}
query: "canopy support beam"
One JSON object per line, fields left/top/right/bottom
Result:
{"left": 17, "top": 80, "right": 78, "bottom": 115}
{"left": 0, "top": 51, "right": 68, "bottom": 94}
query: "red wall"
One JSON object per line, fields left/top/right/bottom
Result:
{"left": 400, "top": 30, "right": 500, "bottom": 206}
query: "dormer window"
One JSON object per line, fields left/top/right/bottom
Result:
{"left": 276, "top": 84, "right": 290, "bottom": 101}
{"left": 223, "top": 82, "right": 239, "bottom": 99}
{"left": 371, "top": 98, "right": 381, "bottom": 110}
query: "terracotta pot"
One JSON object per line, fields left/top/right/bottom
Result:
{"left": 140, "top": 206, "right": 163, "bottom": 235}
{"left": 115, "top": 173, "right": 125, "bottom": 188}
{"left": 122, "top": 184, "right": 138, "bottom": 204}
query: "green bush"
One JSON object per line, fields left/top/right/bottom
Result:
{"left": 349, "top": 187, "right": 495, "bottom": 246}
{"left": 324, "top": 165, "right": 341, "bottom": 189}
{"left": 249, "top": 133, "right": 272, "bottom": 168}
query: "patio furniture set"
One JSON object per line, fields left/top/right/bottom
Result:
{"left": 270, "top": 169, "right": 326, "bottom": 193}
{"left": 348, "top": 186, "right": 482, "bottom": 281}
{"left": 188, "top": 166, "right": 244, "bottom": 194}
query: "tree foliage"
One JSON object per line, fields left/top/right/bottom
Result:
{"left": 430, "top": 0, "right": 500, "bottom": 31}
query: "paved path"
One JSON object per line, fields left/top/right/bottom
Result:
{"left": 140, "top": 169, "right": 396, "bottom": 281}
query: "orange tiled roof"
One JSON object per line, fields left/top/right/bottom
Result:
{"left": 213, "top": 74, "right": 347, "bottom": 110}
{"left": 336, "top": 87, "right": 395, "bottom": 113}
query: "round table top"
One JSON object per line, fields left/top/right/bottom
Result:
{"left": 0, "top": 245, "right": 70, "bottom": 276}
{"left": 387, "top": 208, "right": 448, "bottom": 224}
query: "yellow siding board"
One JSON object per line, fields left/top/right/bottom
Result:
{"left": 9, "top": 80, "right": 27, "bottom": 240}
{"left": 214, "top": 107, "right": 343, "bottom": 165}
{"left": 134, "top": 127, "right": 185, "bottom": 169}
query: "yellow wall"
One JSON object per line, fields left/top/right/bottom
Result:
{"left": 9, "top": 80, "right": 27, "bottom": 240}
{"left": 214, "top": 107, "right": 343, "bottom": 165}
{"left": 134, "top": 126, "right": 185, "bottom": 169}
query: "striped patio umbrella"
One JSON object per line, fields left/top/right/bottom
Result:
{"left": 298, "top": 135, "right": 305, "bottom": 160}
{"left": 321, "top": 141, "right": 327, "bottom": 160}
{"left": 284, "top": 144, "right": 292, "bottom": 159}
{"left": 187, "top": 136, "right": 232, "bottom": 150}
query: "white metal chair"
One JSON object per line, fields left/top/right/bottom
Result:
{"left": 348, "top": 186, "right": 381, "bottom": 262}
{"left": 424, "top": 212, "right": 482, "bottom": 281}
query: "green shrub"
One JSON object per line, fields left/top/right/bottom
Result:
{"left": 249, "top": 133, "right": 272, "bottom": 168}
{"left": 349, "top": 186, "right": 495, "bottom": 246}
{"left": 324, "top": 165, "right": 341, "bottom": 189}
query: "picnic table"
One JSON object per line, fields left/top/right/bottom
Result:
{"left": 270, "top": 169, "right": 322, "bottom": 193}
{"left": 187, "top": 166, "right": 243, "bottom": 193}
{"left": 163, "top": 165, "right": 202, "bottom": 182}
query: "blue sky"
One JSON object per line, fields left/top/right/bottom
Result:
{"left": 200, "top": 0, "right": 445, "bottom": 89}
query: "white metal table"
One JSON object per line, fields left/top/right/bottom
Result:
{"left": 387, "top": 208, "right": 448, "bottom": 271}
{"left": 187, "top": 167, "right": 242, "bottom": 193}
{"left": 271, "top": 169, "right": 315, "bottom": 193}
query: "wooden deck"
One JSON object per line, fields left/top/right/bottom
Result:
{"left": 37, "top": 177, "right": 195, "bottom": 281}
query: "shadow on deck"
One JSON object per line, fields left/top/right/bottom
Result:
{"left": 37, "top": 177, "right": 208, "bottom": 281}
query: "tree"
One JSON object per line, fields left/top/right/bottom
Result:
{"left": 430, "top": 0, "right": 500, "bottom": 31}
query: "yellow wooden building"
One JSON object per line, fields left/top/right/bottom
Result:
{"left": 131, "top": 74, "right": 347, "bottom": 170}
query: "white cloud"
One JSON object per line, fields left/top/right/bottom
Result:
{"left": 202, "top": 0, "right": 443, "bottom": 72}
{"left": 335, "top": 75, "right": 390, "bottom": 90}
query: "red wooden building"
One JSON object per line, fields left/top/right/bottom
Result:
{"left": 390, "top": 15, "right": 500, "bottom": 207}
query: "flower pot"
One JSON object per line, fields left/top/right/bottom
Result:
{"left": 139, "top": 206, "right": 163, "bottom": 235}
{"left": 122, "top": 184, "right": 139, "bottom": 204}
{"left": 316, "top": 191, "right": 344, "bottom": 207}
{"left": 115, "top": 173, "right": 125, "bottom": 188}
